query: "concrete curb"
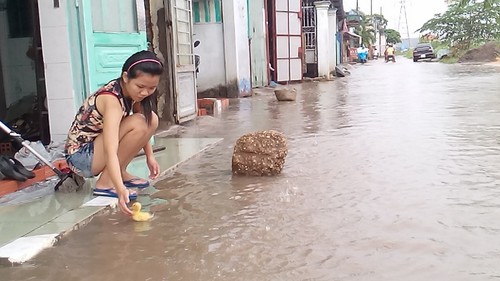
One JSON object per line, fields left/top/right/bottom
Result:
{"left": 0, "top": 198, "right": 116, "bottom": 265}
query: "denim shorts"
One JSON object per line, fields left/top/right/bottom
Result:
{"left": 65, "top": 142, "right": 95, "bottom": 178}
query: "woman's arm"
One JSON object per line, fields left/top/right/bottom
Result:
{"left": 100, "top": 95, "right": 132, "bottom": 214}
{"left": 132, "top": 102, "right": 154, "bottom": 159}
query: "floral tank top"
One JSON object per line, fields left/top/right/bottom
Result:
{"left": 65, "top": 79, "right": 131, "bottom": 156}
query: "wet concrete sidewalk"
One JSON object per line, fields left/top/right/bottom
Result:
{"left": 0, "top": 137, "right": 221, "bottom": 264}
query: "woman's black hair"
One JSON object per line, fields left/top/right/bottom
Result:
{"left": 121, "top": 50, "right": 163, "bottom": 126}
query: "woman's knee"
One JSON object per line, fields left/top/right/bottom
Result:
{"left": 122, "top": 112, "right": 158, "bottom": 134}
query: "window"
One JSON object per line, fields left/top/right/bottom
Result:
{"left": 192, "top": 0, "right": 222, "bottom": 24}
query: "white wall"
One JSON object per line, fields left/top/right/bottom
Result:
{"left": 315, "top": 1, "right": 330, "bottom": 77}
{"left": 222, "top": 0, "right": 251, "bottom": 97}
{"left": 193, "top": 23, "right": 226, "bottom": 92}
{"left": 37, "top": 0, "right": 76, "bottom": 142}
{"left": 234, "top": 0, "right": 251, "bottom": 94}
{"left": 0, "top": 11, "right": 37, "bottom": 107}
{"left": 328, "top": 9, "right": 337, "bottom": 71}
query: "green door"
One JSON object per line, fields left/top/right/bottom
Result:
{"left": 79, "top": 0, "right": 148, "bottom": 94}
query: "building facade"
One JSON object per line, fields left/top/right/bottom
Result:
{"left": 0, "top": 0, "right": 347, "bottom": 145}
{"left": 0, "top": 0, "right": 199, "bottom": 144}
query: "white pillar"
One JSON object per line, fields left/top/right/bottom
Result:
{"left": 38, "top": 0, "right": 76, "bottom": 142}
{"left": 222, "top": 0, "right": 251, "bottom": 98}
{"left": 328, "top": 8, "right": 338, "bottom": 72}
{"left": 314, "top": 1, "right": 330, "bottom": 78}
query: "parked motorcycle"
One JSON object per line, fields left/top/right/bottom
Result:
{"left": 373, "top": 48, "right": 379, "bottom": 60}
{"left": 194, "top": 40, "right": 200, "bottom": 76}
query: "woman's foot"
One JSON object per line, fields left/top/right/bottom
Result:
{"left": 93, "top": 188, "right": 138, "bottom": 200}
{"left": 121, "top": 172, "right": 150, "bottom": 188}
{"left": 95, "top": 179, "right": 138, "bottom": 198}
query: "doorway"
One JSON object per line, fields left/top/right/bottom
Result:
{"left": 147, "top": 0, "right": 176, "bottom": 127}
{"left": 266, "top": 0, "right": 303, "bottom": 83}
{"left": 0, "top": 0, "right": 50, "bottom": 145}
{"left": 266, "top": 0, "right": 276, "bottom": 83}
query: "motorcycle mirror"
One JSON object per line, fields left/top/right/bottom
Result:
{"left": 194, "top": 40, "right": 200, "bottom": 48}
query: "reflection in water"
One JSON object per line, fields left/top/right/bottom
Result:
{"left": 2, "top": 60, "right": 500, "bottom": 281}
{"left": 300, "top": 83, "right": 321, "bottom": 134}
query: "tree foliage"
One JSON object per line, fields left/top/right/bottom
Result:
{"left": 354, "top": 12, "right": 376, "bottom": 46}
{"left": 372, "top": 14, "right": 388, "bottom": 33}
{"left": 417, "top": 0, "right": 500, "bottom": 49}
{"left": 458, "top": 0, "right": 493, "bottom": 8}
{"left": 385, "top": 29, "right": 402, "bottom": 44}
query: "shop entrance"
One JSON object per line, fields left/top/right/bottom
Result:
{"left": 0, "top": 0, "right": 50, "bottom": 147}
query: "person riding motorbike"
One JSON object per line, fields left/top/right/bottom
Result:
{"left": 385, "top": 44, "right": 396, "bottom": 62}
{"left": 357, "top": 44, "right": 368, "bottom": 64}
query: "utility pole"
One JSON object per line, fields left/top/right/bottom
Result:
{"left": 397, "top": 0, "right": 411, "bottom": 49}
{"left": 370, "top": 0, "right": 373, "bottom": 15}
{"left": 356, "top": 0, "right": 359, "bottom": 12}
{"left": 379, "top": 6, "right": 383, "bottom": 52}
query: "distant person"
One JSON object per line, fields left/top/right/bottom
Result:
{"left": 385, "top": 44, "right": 395, "bottom": 62}
{"left": 357, "top": 44, "right": 368, "bottom": 64}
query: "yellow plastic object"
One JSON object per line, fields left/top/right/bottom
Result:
{"left": 131, "top": 202, "right": 154, "bottom": 222}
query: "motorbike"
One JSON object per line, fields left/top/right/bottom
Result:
{"left": 357, "top": 52, "right": 368, "bottom": 64}
{"left": 194, "top": 40, "right": 200, "bottom": 76}
{"left": 385, "top": 55, "right": 396, "bottom": 63}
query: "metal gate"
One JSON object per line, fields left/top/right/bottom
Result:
{"left": 302, "top": 2, "right": 316, "bottom": 63}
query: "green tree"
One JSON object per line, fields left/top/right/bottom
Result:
{"left": 458, "top": 0, "right": 493, "bottom": 8}
{"left": 385, "top": 29, "right": 402, "bottom": 44}
{"left": 354, "top": 12, "right": 376, "bottom": 46}
{"left": 417, "top": 0, "right": 500, "bottom": 50}
{"left": 372, "top": 13, "right": 388, "bottom": 33}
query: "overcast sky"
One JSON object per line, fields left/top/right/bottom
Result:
{"left": 344, "top": 0, "right": 449, "bottom": 38}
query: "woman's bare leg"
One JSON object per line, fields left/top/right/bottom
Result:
{"left": 92, "top": 112, "right": 158, "bottom": 189}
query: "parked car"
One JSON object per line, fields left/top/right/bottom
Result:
{"left": 413, "top": 43, "right": 436, "bottom": 62}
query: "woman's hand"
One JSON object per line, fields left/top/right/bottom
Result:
{"left": 147, "top": 156, "right": 160, "bottom": 179}
{"left": 116, "top": 187, "right": 133, "bottom": 216}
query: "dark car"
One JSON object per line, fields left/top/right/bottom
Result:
{"left": 413, "top": 43, "right": 436, "bottom": 62}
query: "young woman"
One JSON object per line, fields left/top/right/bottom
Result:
{"left": 65, "top": 51, "right": 163, "bottom": 215}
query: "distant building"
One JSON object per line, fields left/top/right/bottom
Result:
{"left": 397, "top": 38, "right": 420, "bottom": 51}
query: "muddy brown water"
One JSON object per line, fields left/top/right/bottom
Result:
{"left": 3, "top": 59, "right": 500, "bottom": 281}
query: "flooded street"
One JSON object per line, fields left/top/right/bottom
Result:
{"left": 3, "top": 58, "right": 500, "bottom": 280}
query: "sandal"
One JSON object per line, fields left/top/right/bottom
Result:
{"left": 123, "top": 177, "right": 150, "bottom": 189}
{"left": 93, "top": 188, "right": 138, "bottom": 200}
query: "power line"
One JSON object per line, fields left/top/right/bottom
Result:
{"left": 397, "top": 0, "right": 411, "bottom": 48}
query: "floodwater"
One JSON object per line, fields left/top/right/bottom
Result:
{"left": 3, "top": 58, "right": 500, "bottom": 281}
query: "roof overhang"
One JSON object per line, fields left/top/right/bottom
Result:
{"left": 344, "top": 31, "right": 361, "bottom": 38}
